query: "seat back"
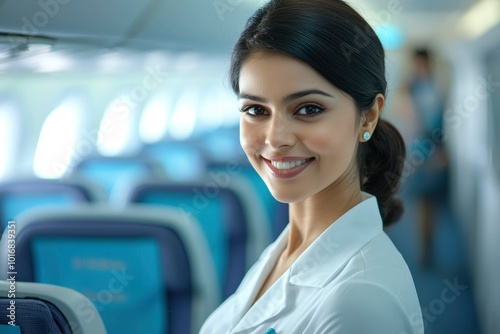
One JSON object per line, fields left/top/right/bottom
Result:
{"left": 207, "top": 162, "right": 288, "bottom": 239}
{"left": 0, "top": 280, "right": 106, "bottom": 334}
{"left": 140, "top": 141, "right": 207, "bottom": 182}
{"left": 73, "top": 155, "right": 166, "bottom": 200}
{"left": 0, "top": 177, "right": 103, "bottom": 233}
{"left": 123, "top": 179, "right": 247, "bottom": 299}
{"left": 0, "top": 206, "right": 218, "bottom": 334}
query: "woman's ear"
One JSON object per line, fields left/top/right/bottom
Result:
{"left": 359, "top": 93, "right": 384, "bottom": 142}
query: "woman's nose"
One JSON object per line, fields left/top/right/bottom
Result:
{"left": 264, "top": 113, "right": 296, "bottom": 150}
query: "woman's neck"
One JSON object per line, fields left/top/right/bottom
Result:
{"left": 283, "top": 182, "right": 363, "bottom": 260}
{"left": 250, "top": 178, "right": 364, "bottom": 307}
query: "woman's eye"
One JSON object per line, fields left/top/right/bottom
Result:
{"left": 240, "top": 105, "right": 267, "bottom": 117}
{"left": 296, "top": 104, "right": 325, "bottom": 117}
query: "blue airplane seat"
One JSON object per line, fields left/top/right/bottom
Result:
{"left": 0, "top": 177, "right": 105, "bottom": 234}
{"left": 121, "top": 179, "right": 247, "bottom": 300}
{"left": 196, "top": 126, "right": 245, "bottom": 164}
{"left": 140, "top": 141, "right": 208, "bottom": 182}
{"left": 207, "top": 161, "right": 288, "bottom": 240}
{"left": 0, "top": 281, "right": 106, "bottom": 334}
{"left": 0, "top": 205, "right": 218, "bottom": 334}
{"left": 72, "top": 155, "right": 167, "bottom": 201}
{"left": 1, "top": 298, "right": 70, "bottom": 334}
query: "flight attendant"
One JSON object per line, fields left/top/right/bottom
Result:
{"left": 201, "top": 0, "right": 424, "bottom": 333}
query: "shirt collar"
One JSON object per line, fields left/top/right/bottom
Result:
{"left": 230, "top": 193, "right": 383, "bottom": 332}
{"left": 288, "top": 193, "right": 383, "bottom": 288}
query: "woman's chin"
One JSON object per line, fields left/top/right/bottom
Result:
{"left": 268, "top": 188, "right": 305, "bottom": 204}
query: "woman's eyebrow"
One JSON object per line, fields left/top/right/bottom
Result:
{"left": 238, "top": 89, "right": 334, "bottom": 103}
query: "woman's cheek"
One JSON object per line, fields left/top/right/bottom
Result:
{"left": 239, "top": 122, "right": 260, "bottom": 157}
{"left": 301, "top": 125, "right": 342, "bottom": 154}
{"left": 301, "top": 124, "right": 357, "bottom": 170}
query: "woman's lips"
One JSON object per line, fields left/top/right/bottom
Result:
{"left": 263, "top": 156, "right": 314, "bottom": 179}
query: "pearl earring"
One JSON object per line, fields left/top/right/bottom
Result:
{"left": 363, "top": 132, "right": 371, "bottom": 141}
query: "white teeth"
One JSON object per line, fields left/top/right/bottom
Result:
{"left": 271, "top": 159, "right": 308, "bottom": 170}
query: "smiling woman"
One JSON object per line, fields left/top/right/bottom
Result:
{"left": 200, "top": 0, "right": 424, "bottom": 333}
{"left": 238, "top": 52, "right": 366, "bottom": 206}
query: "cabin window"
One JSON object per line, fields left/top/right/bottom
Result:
{"left": 139, "top": 93, "right": 173, "bottom": 143}
{"left": 33, "top": 98, "right": 84, "bottom": 178}
{"left": 97, "top": 95, "right": 137, "bottom": 156}
{"left": 168, "top": 91, "right": 198, "bottom": 140}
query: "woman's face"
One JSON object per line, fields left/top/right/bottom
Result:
{"left": 238, "top": 52, "right": 363, "bottom": 203}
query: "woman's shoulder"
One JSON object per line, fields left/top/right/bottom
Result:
{"left": 309, "top": 233, "right": 424, "bottom": 333}
{"left": 348, "top": 229, "right": 409, "bottom": 271}
{"left": 339, "top": 232, "right": 414, "bottom": 296}
{"left": 307, "top": 279, "right": 424, "bottom": 334}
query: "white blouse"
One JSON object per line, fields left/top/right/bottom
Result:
{"left": 200, "top": 194, "right": 424, "bottom": 334}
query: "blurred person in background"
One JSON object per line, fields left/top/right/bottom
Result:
{"left": 406, "top": 48, "right": 449, "bottom": 268}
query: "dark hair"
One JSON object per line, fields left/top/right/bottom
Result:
{"left": 414, "top": 48, "right": 431, "bottom": 60}
{"left": 230, "top": 0, "right": 406, "bottom": 227}
{"left": 413, "top": 47, "right": 432, "bottom": 70}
